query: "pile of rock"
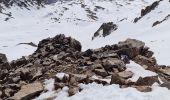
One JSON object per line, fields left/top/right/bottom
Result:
{"left": 0, "top": 34, "right": 170, "bottom": 99}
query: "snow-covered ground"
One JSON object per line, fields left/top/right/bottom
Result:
{"left": 35, "top": 61, "right": 169, "bottom": 100}
{"left": 1, "top": 0, "right": 170, "bottom": 99}
{"left": 37, "top": 81, "right": 170, "bottom": 100}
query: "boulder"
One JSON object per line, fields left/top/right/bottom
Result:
{"left": 92, "top": 22, "right": 118, "bottom": 39}
{"left": 118, "top": 71, "right": 134, "bottom": 79}
{"left": 12, "top": 82, "right": 44, "bottom": 100}
{"left": 134, "top": 55, "right": 157, "bottom": 68}
{"left": 110, "top": 73, "right": 128, "bottom": 85}
{"left": 0, "top": 53, "right": 11, "bottom": 70}
{"left": 118, "top": 39, "right": 145, "bottom": 58}
{"left": 158, "top": 67, "right": 170, "bottom": 76}
{"left": 94, "top": 68, "right": 109, "bottom": 77}
{"left": 102, "top": 58, "right": 126, "bottom": 72}
{"left": 135, "top": 76, "right": 160, "bottom": 86}
{"left": 68, "top": 86, "right": 80, "bottom": 96}
{"left": 160, "top": 82, "right": 170, "bottom": 90}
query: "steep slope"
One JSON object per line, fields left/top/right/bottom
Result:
{"left": 0, "top": 0, "right": 156, "bottom": 61}
{"left": 91, "top": 0, "right": 170, "bottom": 65}
{"left": 1, "top": 0, "right": 170, "bottom": 100}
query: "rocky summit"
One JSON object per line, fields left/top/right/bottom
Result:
{"left": 0, "top": 34, "right": 170, "bottom": 99}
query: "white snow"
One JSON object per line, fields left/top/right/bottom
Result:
{"left": 126, "top": 61, "right": 157, "bottom": 82}
{"left": 35, "top": 79, "right": 56, "bottom": 100}
{"left": 54, "top": 83, "right": 170, "bottom": 100}
{"left": 56, "top": 73, "right": 69, "bottom": 80}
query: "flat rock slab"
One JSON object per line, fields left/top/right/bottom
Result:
{"left": 11, "top": 82, "right": 44, "bottom": 100}
{"left": 118, "top": 71, "right": 134, "bottom": 79}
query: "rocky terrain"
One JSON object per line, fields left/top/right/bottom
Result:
{"left": 1, "top": 0, "right": 170, "bottom": 100}
{"left": 0, "top": 34, "right": 170, "bottom": 99}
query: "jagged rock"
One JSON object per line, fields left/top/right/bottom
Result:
{"left": 18, "top": 68, "right": 33, "bottom": 81}
{"left": 3, "top": 88, "right": 15, "bottom": 97}
{"left": 134, "top": 55, "right": 157, "bottom": 68}
{"left": 11, "top": 76, "right": 21, "bottom": 83}
{"left": 54, "top": 83, "right": 65, "bottom": 90}
{"left": 68, "top": 86, "right": 80, "bottom": 96}
{"left": 83, "top": 49, "right": 94, "bottom": 57}
{"left": 0, "top": 91, "right": 2, "bottom": 98}
{"left": 0, "top": 34, "right": 167, "bottom": 99}
{"left": 0, "top": 53, "right": 11, "bottom": 70}
{"left": 110, "top": 73, "right": 129, "bottom": 85}
{"left": 118, "top": 39, "right": 145, "bottom": 58}
{"left": 135, "top": 76, "right": 160, "bottom": 86}
{"left": 92, "top": 22, "right": 118, "bottom": 39}
{"left": 133, "top": 86, "right": 152, "bottom": 92}
{"left": 102, "top": 58, "right": 126, "bottom": 72}
{"left": 10, "top": 56, "right": 28, "bottom": 68}
{"left": 134, "top": 0, "right": 160, "bottom": 23}
{"left": 160, "top": 82, "right": 170, "bottom": 90}
{"left": 32, "top": 68, "right": 43, "bottom": 81}
{"left": 158, "top": 67, "right": 170, "bottom": 76}
{"left": 70, "top": 74, "right": 87, "bottom": 83}
{"left": 12, "top": 82, "right": 44, "bottom": 100}
{"left": 94, "top": 68, "right": 109, "bottom": 77}
{"left": 0, "top": 69, "right": 8, "bottom": 80}
{"left": 118, "top": 71, "right": 134, "bottom": 79}
{"left": 68, "top": 74, "right": 79, "bottom": 86}
{"left": 8, "top": 84, "right": 21, "bottom": 90}
{"left": 90, "top": 63, "right": 103, "bottom": 70}
{"left": 141, "top": 1, "right": 160, "bottom": 17}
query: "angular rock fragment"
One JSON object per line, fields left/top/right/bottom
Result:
{"left": 118, "top": 71, "right": 134, "bottom": 79}
{"left": 110, "top": 73, "right": 129, "bottom": 85}
{"left": 12, "top": 82, "right": 44, "bottom": 100}
{"left": 160, "top": 82, "right": 170, "bottom": 90}
{"left": 135, "top": 76, "right": 160, "bottom": 86}
{"left": 133, "top": 86, "right": 152, "bottom": 92}
{"left": 0, "top": 53, "right": 11, "bottom": 70}
{"left": 134, "top": 55, "right": 157, "bottom": 68}
{"left": 94, "top": 68, "right": 109, "bottom": 77}
{"left": 102, "top": 58, "right": 126, "bottom": 72}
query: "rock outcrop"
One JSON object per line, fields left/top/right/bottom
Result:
{"left": 0, "top": 34, "right": 170, "bottom": 99}
{"left": 134, "top": 0, "right": 161, "bottom": 23}
{"left": 92, "top": 22, "right": 118, "bottom": 40}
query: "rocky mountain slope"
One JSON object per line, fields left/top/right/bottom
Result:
{"left": 1, "top": 34, "right": 170, "bottom": 99}
{"left": 1, "top": 0, "right": 170, "bottom": 100}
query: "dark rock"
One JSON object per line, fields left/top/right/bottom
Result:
{"left": 158, "top": 67, "right": 170, "bottom": 76}
{"left": 160, "top": 82, "right": 170, "bottom": 90}
{"left": 10, "top": 56, "right": 28, "bottom": 68}
{"left": 118, "top": 38, "right": 145, "bottom": 58}
{"left": 92, "top": 22, "right": 118, "bottom": 39}
{"left": 134, "top": 0, "right": 160, "bottom": 23}
{"left": 83, "top": 49, "right": 94, "bottom": 57}
{"left": 135, "top": 76, "right": 160, "bottom": 86}
{"left": 0, "top": 53, "right": 11, "bottom": 70}
{"left": 110, "top": 73, "right": 129, "bottom": 85}
{"left": 134, "top": 55, "right": 157, "bottom": 68}
{"left": 94, "top": 69, "right": 109, "bottom": 77}
{"left": 102, "top": 58, "right": 126, "bottom": 72}
{"left": 54, "top": 83, "right": 65, "bottom": 90}
{"left": 4, "top": 88, "right": 15, "bottom": 97}
{"left": 68, "top": 86, "right": 80, "bottom": 96}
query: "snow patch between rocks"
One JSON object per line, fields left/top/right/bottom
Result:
{"left": 127, "top": 61, "right": 157, "bottom": 82}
